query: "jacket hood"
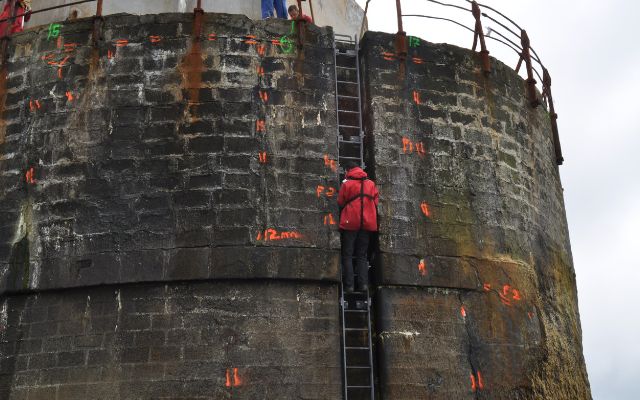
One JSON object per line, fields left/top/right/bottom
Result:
{"left": 346, "top": 167, "right": 367, "bottom": 179}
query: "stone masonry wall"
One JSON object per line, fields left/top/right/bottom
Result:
{"left": 361, "top": 32, "right": 590, "bottom": 399}
{"left": 0, "top": 10, "right": 590, "bottom": 400}
{"left": 0, "top": 281, "right": 340, "bottom": 399}
{"left": 0, "top": 12, "right": 342, "bottom": 400}
{"left": 0, "top": 13, "right": 340, "bottom": 292}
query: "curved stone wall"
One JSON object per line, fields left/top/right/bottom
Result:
{"left": 0, "top": 13, "right": 343, "bottom": 398}
{"left": 361, "top": 32, "right": 590, "bottom": 399}
{"left": 0, "top": 13, "right": 340, "bottom": 293}
{"left": 0, "top": 11, "right": 590, "bottom": 400}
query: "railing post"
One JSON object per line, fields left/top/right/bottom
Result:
{"left": 296, "top": 0, "right": 306, "bottom": 49}
{"left": 471, "top": 1, "right": 490, "bottom": 75}
{"left": 308, "top": 0, "right": 315, "bottom": 23}
{"left": 543, "top": 67, "right": 563, "bottom": 165}
{"left": 518, "top": 30, "right": 540, "bottom": 107}
{"left": 1, "top": 0, "right": 17, "bottom": 66}
{"left": 193, "top": 0, "right": 204, "bottom": 41}
{"left": 92, "top": 0, "right": 104, "bottom": 46}
{"left": 394, "top": 0, "right": 407, "bottom": 63}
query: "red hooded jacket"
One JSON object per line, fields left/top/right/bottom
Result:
{"left": 337, "top": 167, "right": 379, "bottom": 231}
{"left": 0, "top": 2, "right": 31, "bottom": 37}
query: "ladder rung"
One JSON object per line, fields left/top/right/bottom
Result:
{"left": 346, "top": 366, "right": 370, "bottom": 369}
{"left": 347, "top": 386, "right": 372, "bottom": 388}
{"left": 344, "top": 328, "right": 367, "bottom": 331}
{"left": 337, "top": 80, "right": 358, "bottom": 84}
{"left": 345, "top": 346, "right": 369, "bottom": 350}
{"left": 337, "top": 95, "right": 359, "bottom": 99}
{"left": 344, "top": 309, "right": 367, "bottom": 313}
{"left": 339, "top": 156, "right": 362, "bottom": 161}
{"left": 336, "top": 66, "right": 357, "bottom": 70}
{"left": 338, "top": 124, "right": 360, "bottom": 129}
{"left": 338, "top": 110, "right": 360, "bottom": 114}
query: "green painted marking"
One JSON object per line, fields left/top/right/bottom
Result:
{"left": 279, "top": 36, "right": 295, "bottom": 54}
{"left": 47, "top": 23, "right": 62, "bottom": 40}
{"left": 409, "top": 36, "right": 420, "bottom": 48}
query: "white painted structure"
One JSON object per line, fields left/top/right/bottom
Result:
{"left": 24, "top": 0, "right": 366, "bottom": 38}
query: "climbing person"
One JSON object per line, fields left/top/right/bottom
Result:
{"left": 288, "top": 5, "right": 313, "bottom": 23}
{"left": 0, "top": 0, "right": 31, "bottom": 37}
{"left": 261, "top": 0, "right": 288, "bottom": 20}
{"left": 338, "top": 161, "right": 379, "bottom": 293}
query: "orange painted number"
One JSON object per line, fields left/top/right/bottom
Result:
{"left": 420, "top": 202, "right": 430, "bottom": 218}
{"left": 418, "top": 259, "right": 426, "bottom": 276}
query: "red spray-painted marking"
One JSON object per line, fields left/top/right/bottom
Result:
{"left": 323, "top": 213, "right": 336, "bottom": 225}
{"left": 483, "top": 283, "right": 491, "bottom": 291}
{"left": 418, "top": 259, "right": 427, "bottom": 276}
{"left": 225, "top": 369, "right": 231, "bottom": 387}
{"left": 258, "top": 151, "right": 268, "bottom": 164}
{"left": 382, "top": 52, "right": 396, "bottom": 61}
{"left": 257, "top": 44, "right": 266, "bottom": 57}
{"left": 256, "top": 229, "right": 302, "bottom": 241}
{"left": 470, "top": 371, "right": 484, "bottom": 391}
{"left": 208, "top": 33, "right": 217, "bottom": 41}
{"left": 316, "top": 185, "right": 336, "bottom": 198}
{"left": 256, "top": 119, "right": 266, "bottom": 133}
{"left": 149, "top": 35, "right": 162, "bottom": 44}
{"left": 243, "top": 35, "right": 258, "bottom": 45}
{"left": 259, "top": 90, "right": 269, "bottom": 103}
{"left": 402, "top": 137, "right": 413, "bottom": 153}
{"left": 63, "top": 43, "right": 78, "bottom": 53}
{"left": 512, "top": 289, "right": 521, "bottom": 300}
{"left": 412, "top": 56, "right": 425, "bottom": 64}
{"left": 29, "top": 100, "right": 41, "bottom": 112}
{"left": 402, "top": 137, "right": 426, "bottom": 156}
{"left": 225, "top": 368, "right": 241, "bottom": 387}
{"left": 257, "top": 66, "right": 265, "bottom": 77}
{"left": 420, "top": 202, "right": 430, "bottom": 218}
{"left": 412, "top": 90, "right": 421, "bottom": 104}
{"left": 233, "top": 368, "right": 242, "bottom": 386}
{"left": 460, "top": 305, "right": 467, "bottom": 318}
{"left": 107, "top": 50, "right": 114, "bottom": 59}
{"left": 65, "top": 91, "right": 74, "bottom": 102}
{"left": 25, "top": 168, "right": 36, "bottom": 184}
{"left": 323, "top": 155, "right": 337, "bottom": 172}
{"left": 115, "top": 39, "right": 129, "bottom": 47}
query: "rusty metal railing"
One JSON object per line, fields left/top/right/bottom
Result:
{"left": 370, "top": 0, "right": 563, "bottom": 165}
{"left": 0, "top": 0, "right": 103, "bottom": 64}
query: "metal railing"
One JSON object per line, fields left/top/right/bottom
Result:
{"left": 362, "top": 0, "right": 563, "bottom": 164}
{"left": 0, "top": 0, "right": 102, "bottom": 62}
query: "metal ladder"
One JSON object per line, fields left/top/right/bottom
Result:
{"left": 334, "top": 34, "right": 365, "bottom": 175}
{"left": 340, "top": 284, "right": 375, "bottom": 400}
{"left": 333, "top": 34, "right": 375, "bottom": 400}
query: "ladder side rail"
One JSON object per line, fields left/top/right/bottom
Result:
{"left": 333, "top": 36, "right": 349, "bottom": 400}
{"left": 354, "top": 35, "right": 365, "bottom": 169}
{"left": 366, "top": 287, "right": 375, "bottom": 399}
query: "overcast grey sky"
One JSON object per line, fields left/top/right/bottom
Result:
{"left": 354, "top": 0, "right": 640, "bottom": 398}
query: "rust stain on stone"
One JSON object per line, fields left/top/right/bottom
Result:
{"left": 179, "top": 10, "right": 205, "bottom": 118}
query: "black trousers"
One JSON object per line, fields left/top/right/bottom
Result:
{"left": 341, "top": 230, "right": 370, "bottom": 289}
